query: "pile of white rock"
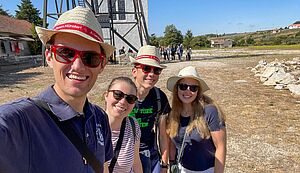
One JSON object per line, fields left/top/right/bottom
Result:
{"left": 251, "top": 57, "right": 300, "bottom": 96}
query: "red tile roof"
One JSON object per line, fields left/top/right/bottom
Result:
{"left": 0, "top": 15, "right": 32, "bottom": 36}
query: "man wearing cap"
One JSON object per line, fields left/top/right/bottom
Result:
{"left": 129, "top": 45, "right": 171, "bottom": 173}
{"left": 0, "top": 7, "right": 114, "bottom": 173}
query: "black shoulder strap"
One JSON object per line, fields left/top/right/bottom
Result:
{"left": 31, "top": 98, "right": 101, "bottom": 173}
{"left": 153, "top": 87, "right": 162, "bottom": 160}
{"left": 109, "top": 117, "right": 127, "bottom": 173}
{"left": 128, "top": 116, "right": 136, "bottom": 142}
{"left": 154, "top": 87, "right": 161, "bottom": 114}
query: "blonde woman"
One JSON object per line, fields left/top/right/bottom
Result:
{"left": 163, "top": 66, "right": 227, "bottom": 173}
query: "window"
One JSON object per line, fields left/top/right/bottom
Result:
{"left": 118, "top": 0, "right": 126, "bottom": 20}
{"left": 108, "top": 0, "right": 117, "bottom": 20}
{"left": 0, "top": 41, "right": 5, "bottom": 54}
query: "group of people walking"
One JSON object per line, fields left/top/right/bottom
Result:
{"left": 160, "top": 45, "right": 192, "bottom": 62}
{"left": 0, "top": 6, "right": 226, "bottom": 173}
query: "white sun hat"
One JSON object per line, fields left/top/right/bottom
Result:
{"left": 129, "top": 45, "right": 166, "bottom": 69}
{"left": 35, "top": 6, "right": 115, "bottom": 59}
{"left": 167, "top": 66, "right": 210, "bottom": 93}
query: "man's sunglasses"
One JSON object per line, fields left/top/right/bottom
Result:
{"left": 135, "top": 64, "right": 162, "bottom": 75}
{"left": 178, "top": 83, "right": 199, "bottom": 92}
{"left": 50, "top": 45, "right": 106, "bottom": 68}
{"left": 108, "top": 90, "right": 138, "bottom": 104}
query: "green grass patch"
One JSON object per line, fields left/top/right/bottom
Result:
{"left": 246, "top": 44, "right": 300, "bottom": 50}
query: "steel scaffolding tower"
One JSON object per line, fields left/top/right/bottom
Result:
{"left": 42, "top": 0, "right": 149, "bottom": 63}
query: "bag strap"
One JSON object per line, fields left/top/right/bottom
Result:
{"left": 154, "top": 87, "right": 161, "bottom": 115}
{"left": 176, "top": 126, "right": 188, "bottom": 164}
{"left": 153, "top": 87, "right": 162, "bottom": 159}
{"left": 31, "top": 98, "right": 101, "bottom": 173}
{"left": 128, "top": 116, "right": 136, "bottom": 142}
{"left": 108, "top": 117, "right": 127, "bottom": 173}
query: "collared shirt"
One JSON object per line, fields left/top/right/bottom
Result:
{"left": 0, "top": 86, "right": 113, "bottom": 173}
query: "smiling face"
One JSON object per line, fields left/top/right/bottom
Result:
{"left": 105, "top": 80, "right": 137, "bottom": 119}
{"left": 177, "top": 78, "right": 200, "bottom": 105}
{"left": 46, "top": 32, "right": 104, "bottom": 101}
{"left": 132, "top": 65, "right": 160, "bottom": 90}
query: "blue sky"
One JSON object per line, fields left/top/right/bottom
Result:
{"left": 1, "top": 0, "right": 299, "bottom": 36}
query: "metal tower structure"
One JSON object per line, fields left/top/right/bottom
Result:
{"left": 42, "top": 0, "right": 149, "bottom": 63}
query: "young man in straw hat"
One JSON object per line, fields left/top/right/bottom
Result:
{"left": 129, "top": 45, "right": 171, "bottom": 173}
{"left": 0, "top": 6, "right": 115, "bottom": 173}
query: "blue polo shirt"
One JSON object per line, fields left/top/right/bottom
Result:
{"left": 0, "top": 86, "right": 113, "bottom": 173}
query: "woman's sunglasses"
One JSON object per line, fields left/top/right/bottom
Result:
{"left": 135, "top": 64, "right": 162, "bottom": 75}
{"left": 108, "top": 90, "right": 138, "bottom": 104}
{"left": 50, "top": 45, "right": 106, "bottom": 68}
{"left": 178, "top": 83, "right": 199, "bottom": 92}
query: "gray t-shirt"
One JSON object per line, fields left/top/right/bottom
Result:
{"left": 172, "top": 104, "right": 225, "bottom": 171}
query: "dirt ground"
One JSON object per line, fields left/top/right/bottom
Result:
{"left": 0, "top": 49, "right": 299, "bottom": 172}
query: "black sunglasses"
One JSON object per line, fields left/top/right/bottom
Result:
{"left": 135, "top": 64, "right": 162, "bottom": 75}
{"left": 108, "top": 90, "right": 138, "bottom": 104}
{"left": 51, "top": 45, "right": 106, "bottom": 68}
{"left": 178, "top": 83, "right": 199, "bottom": 92}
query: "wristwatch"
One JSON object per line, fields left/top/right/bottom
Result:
{"left": 160, "top": 162, "right": 169, "bottom": 168}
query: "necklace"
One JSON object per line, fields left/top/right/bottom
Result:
{"left": 181, "top": 110, "right": 193, "bottom": 117}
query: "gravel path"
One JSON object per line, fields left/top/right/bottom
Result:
{"left": 0, "top": 49, "right": 299, "bottom": 172}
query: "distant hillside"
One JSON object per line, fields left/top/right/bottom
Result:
{"left": 208, "top": 28, "right": 300, "bottom": 46}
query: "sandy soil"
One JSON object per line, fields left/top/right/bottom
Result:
{"left": 0, "top": 49, "right": 299, "bottom": 172}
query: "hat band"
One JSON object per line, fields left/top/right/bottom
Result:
{"left": 136, "top": 55, "right": 160, "bottom": 63}
{"left": 54, "top": 22, "right": 103, "bottom": 42}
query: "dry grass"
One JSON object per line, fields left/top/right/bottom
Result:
{"left": 0, "top": 49, "right": 299, "bottom": 172}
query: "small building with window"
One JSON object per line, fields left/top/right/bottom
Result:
{"left": 210, "top": 39, "right": 233, "bottom": 48}
{"left": 0, "top": 15, "right": 34, "bottom": 58}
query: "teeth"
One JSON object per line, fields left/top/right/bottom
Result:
{"left": 115, "top": 105, "right": 126, "bottom": 111}
{"left": 68, "top": 74, "right": 87, "bottom": 80}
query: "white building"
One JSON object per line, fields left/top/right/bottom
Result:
{"left": 288, "top": 23, "right": 300, "bottom": 29}
{"left": 87, "top": 0, "right": 149, "bottom": 54}
{"left": 210, "top": 39, "right": 233, "bottom": 48}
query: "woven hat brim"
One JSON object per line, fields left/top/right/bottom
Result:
{"left": 167, "top": 76, "right": 210, "bottom": 93}
{"left": 129, "top": 56, "right": 166, "bottom": 69}
{"left": 35, "top": 26, "right": 115, "bottom": 59}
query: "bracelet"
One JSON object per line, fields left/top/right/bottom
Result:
{"left": 160, "top": 164, "right": 169, "bottom": 168}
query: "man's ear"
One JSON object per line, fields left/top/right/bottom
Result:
{"left": 131, "top": 67, "right": 137, "bottom": 77}
{"left": 45, "top": 48, "right": 53, "bottom": 68}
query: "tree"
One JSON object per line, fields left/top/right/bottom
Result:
{"left": 28, "top": 24, "right": 42, "bottom": 55}
{"left": 183, "top": 30, "right": 193, "bottom": 48}
{"left": 246, "top": 36, "right": 255, "bottom": 45}
{"left": 15, "top": 0, "right": 43, "bottom": 55}
{"left": 149, "top": 33, "right": 160, "bottom": 47}
{"left": 190, "top": 36, "right": 210, "bottom": 48}
{"left": 0, "top": 5, "right": 11, "bottom": 16}
{"left": 15, "top": 0, "right": 43, "bottom": 26}
{"left": 162, "top": 24, "right": 183, "bottom": 46}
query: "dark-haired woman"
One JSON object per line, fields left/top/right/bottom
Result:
{"left": 104, "top": 77, "right": 142, "bottom": 173}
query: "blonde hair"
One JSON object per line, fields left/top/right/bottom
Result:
{"left": 166, "top": 80, "right": 225, "bottom": 139}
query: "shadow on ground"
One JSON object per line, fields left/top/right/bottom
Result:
{"left": 0, "top": 71, "right": 43, "bottom": 88}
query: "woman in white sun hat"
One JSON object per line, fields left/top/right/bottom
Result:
{"left": 163, "top": 66, "right": 227, "bottom": 173}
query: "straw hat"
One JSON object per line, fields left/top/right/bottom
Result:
{"left": 130, "top": 45, "right": 166, "bottom": 68}
{"left": 167, "top": 66, "right": 210, "bottom": 93}
{"left": 35, "top": 6, "right": 115, "bottom": 59}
